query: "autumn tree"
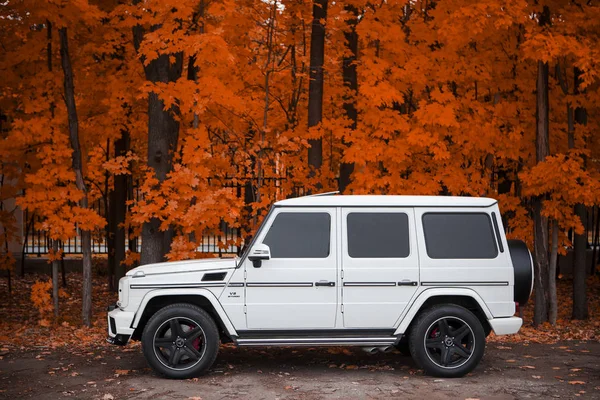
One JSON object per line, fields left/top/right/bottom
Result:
{"left": 130, "top": 1, "right": 184, "bottom": 265}
{"left": 339, "top": 3, "right": 359, "bottom": 193}
{"left": 307, "top": 0, "right": 328, "bottom": 185}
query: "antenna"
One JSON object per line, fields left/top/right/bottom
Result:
{"left": 303, "top": 191, "right": 340, "bottom": 198}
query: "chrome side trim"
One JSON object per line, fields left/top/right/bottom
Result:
{"left": 236, "top": 337, "right": 397, "bottom": 347}
{"left": 130, "top": 283, "right": 225, "bottom": 289}
{"left": 343, "top": 282, "right": 396, "bottom": 287}
{"left": 246, "top": 282, "right": 314, "bottom": 287}
{"left": 420, "top": 281, "right": 509, "bottom": 287}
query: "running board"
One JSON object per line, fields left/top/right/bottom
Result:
{"left": 235, "top": 336, "right": 399, "bottom": 347}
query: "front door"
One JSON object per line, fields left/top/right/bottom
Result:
{"left": 244, "top": 208, "right": 338, "bottom": 329}
{"left": 341, "top": 207, "right": 420, "bottom": 328}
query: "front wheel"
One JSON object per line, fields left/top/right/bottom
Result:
{"left": 141, "top": 303, "right": 220, "bottom": 379}
{"left": 409, "top": 305, "right": 485, "bottom": 378}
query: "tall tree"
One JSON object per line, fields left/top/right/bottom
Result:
{"left": 59, "top": 27, "right": 93, "bottom": 327}
{"left": 307, "top": 0, "right": 328, "bottom": 184}
{"left": 532, "top": 5, "right": 551, "bottom": 327}
{"left": 109, "top": 130, "right": 129, "bottom": 289}
{"left": 132, "top": 8, "right": 184, "bottom": 265}
{"left": 339, "top": 4, "right": 359, "bottom": 193}
{"left": 572, "top": 67, "right": 589, "bottom": 320}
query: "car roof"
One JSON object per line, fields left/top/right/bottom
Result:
{"left": 274, "top": 194, "right": 497, "bottom": 208}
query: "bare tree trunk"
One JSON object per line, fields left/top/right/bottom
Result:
{"left": 548, "top": 219, "right": 558, "bottom": 325}
{"left": 109, "top": 131, "right": 129, "bottom": 290}
{"left": 59, "top": 27, "right": 92, "bottom": 327}
{"left": 1, "top": 187, "right": 12, "bottom": 293}
{"left": 339, "top": 4, "right": 358, "bottom": 194}
{"left": 105, "top": 140, "right": 115, "bottom": 291}
{"left": 572, "top": 66, "right": 588, "bottom": 320}
{"left": 592, "top": 209, "right": 600, "bottom": 275}
{"left": 52, "top": 239, "right": 59, "bottom": 317}
{"left": 533, "top": 54, "right": 550, "bottom": 327}
{"left": 20, "top": 213, "right": 34, "bottom": 277}
{"left": 60, "top": 243, "right": 66, "bottom": 287}
{"left": 133, "top": 21, "right": 183, "bottom": 265}
{"left": 307, "top": 0, "right": 328, "bottom": 185}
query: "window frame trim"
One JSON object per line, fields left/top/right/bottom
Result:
{"left": 346, "top": 211, "right": 411, "bottom": 259}
{"left": 421, "top": 211, "right": 499, "bottom": 260}
{"left": 261, "top": 209, "right": 333, "bottom": 259}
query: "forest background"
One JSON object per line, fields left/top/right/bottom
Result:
{"left": 0, "top": 0, "right": 599, "bottom": 343}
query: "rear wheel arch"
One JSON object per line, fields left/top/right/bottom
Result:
{"left": 132, "top": 294, "right": 234, "bottom": 342}
{"left": 414, "top": 295, "right": 492, "bottom": 336}
{"left": 397, "top": 292, "right": 493, "bottom": 339}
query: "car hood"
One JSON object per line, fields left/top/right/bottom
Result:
{"left": 126, "top": 258, "right": 237, "bottom": 277}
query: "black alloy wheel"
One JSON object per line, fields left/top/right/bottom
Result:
{"left": 409, "top": 304, "right": 486, "bottom": 378}
{"left": 424, "top": 316, "right": 474, "bottom": 368}
{"left": 153, "top": 317, "right": 206, "bottom": 370}
{"left": 142, "top": 303, "right": 219, "bottom": 379}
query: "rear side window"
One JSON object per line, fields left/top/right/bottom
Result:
{"left": 422, "top": 213, "right": 498, "bottom": 259}
{"left": 347, "top": 213, "right": 410, "bottom": 258}
{"left": 263, "top": 212, "right": 330, "bottom": 258}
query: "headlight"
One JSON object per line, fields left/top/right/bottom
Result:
{"left": 117, "top": 277, "right": 129, "bottom": 309}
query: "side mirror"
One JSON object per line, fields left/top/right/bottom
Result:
{"left": 248, "top": 243, "right": 271, "bottom": 268}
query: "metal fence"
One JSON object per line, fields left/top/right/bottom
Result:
{"left": 22, "top": 177, "right": 306, "bottom": 257}
{"left": 22, "top": 213, "right": 242, "bottom": 256}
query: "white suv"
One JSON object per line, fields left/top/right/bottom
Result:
{"left": 107, "top": 194, "right": 533, "bottom": 378}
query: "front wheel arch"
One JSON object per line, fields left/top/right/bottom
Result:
{"left": 132, "top": 294, "right": 233, "bottom": 342}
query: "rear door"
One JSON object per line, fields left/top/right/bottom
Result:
{"left": 341, "top": 208, "right": 419, "bottom": 328}
{"left": 415, "top": 208, "right": 515, "bottom": 317}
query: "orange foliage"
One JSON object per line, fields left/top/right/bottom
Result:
{"left": 0, "top": 0, "right": 599, "bottom": 334}
{"left": 30, "top": 280, "right": 68, "bottom": 321}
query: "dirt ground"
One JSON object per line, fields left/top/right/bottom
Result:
{"left": 1, "top": 341, "right": 599, "bottom": 400}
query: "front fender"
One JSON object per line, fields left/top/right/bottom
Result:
{"left": 132, "top": 288, "right": 238, "bottom": 337}
{"left": 393, "top": 287, "right": 494, "bottom": 335}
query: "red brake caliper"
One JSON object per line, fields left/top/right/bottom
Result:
{"left": 190, "top": 325, "right": 201, "bottom": 350}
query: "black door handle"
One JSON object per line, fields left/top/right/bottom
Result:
{"left": 315, "top": 281, "right": 335, "bottom": 287}
{"left": 398, "top": 281, "right": 418, "bottom": 286}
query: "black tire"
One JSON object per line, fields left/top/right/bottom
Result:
{"left": 409, "top": 305, "right": 485, "bottom": 378}
{"left": 141, "top": 303, "right": 219, "bottom": 379}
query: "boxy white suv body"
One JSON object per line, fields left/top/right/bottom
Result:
{"left": 107, "top": 195, "right": 533, "bottom": 378}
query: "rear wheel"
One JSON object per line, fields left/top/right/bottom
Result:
{"left": 409, "top": 305, "right": 485, "bottom": 378}
{"left": 141, "top": 303, "right": 219, "bottom": 379}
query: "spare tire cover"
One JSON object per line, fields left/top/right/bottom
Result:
{"left": 507, "top": 239, "right": 533, "bottom": 305}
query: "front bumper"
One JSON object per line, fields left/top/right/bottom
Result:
{"left": 489, "top": 316, "right": 523, "bottom": 335}
{"left": 106, "top": 304, "right": 136, "bottom": 345}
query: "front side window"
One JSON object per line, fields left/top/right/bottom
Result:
{"left": 347, "top": 212, "right": 410, "bottom": 258}
{"left": 263, "top": 212, "right": 330, "bottom": 258}
{"left": 422, "top": 213, "right": 498, "bottom": 259}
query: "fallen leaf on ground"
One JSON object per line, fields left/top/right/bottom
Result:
{"left": 115, "top": 369, "right": 129, "bottom": 375}
{"left": 569, "top": 381, "right": 586, "bottom": 385}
